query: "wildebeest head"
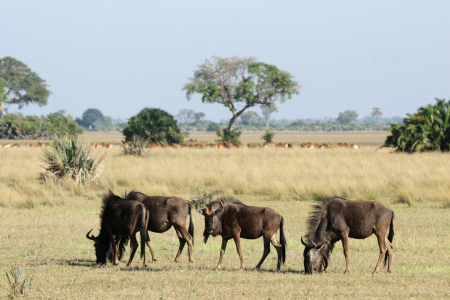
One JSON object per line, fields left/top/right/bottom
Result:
{"left": 302, "top": 237, "right": 328, "bottom": 274}
{"left": 86, "top": 229, "right": 111, "bottom": 265}
{"left": 196, "top": 201, "right": 223, "bottom": 243}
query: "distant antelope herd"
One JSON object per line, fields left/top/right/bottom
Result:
{"left": 1, "top": 141, "right": 361, "bottom": 149}
{"left": 119, "top": 141, "right": 360, "bottom": 149}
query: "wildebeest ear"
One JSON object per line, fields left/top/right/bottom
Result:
{"left": 214, "top": 206, "right": 223, "bottom": 215}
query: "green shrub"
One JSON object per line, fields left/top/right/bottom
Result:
{"left": 262, "top": 129, "right": 275, "bottom": 143}
{"left": 0, "top": 112, "right": 83, "bottom": 139}
{"left": 384, "top": 98, "right": 450, "bottom": 152}
{"left": 215, "top": 128, "right": 242, "bottom": 145}
{"left": 40, "top": 136, "right": 106, "bottom": 185}
{"left": 122, "top": 108, "right": 184, "bottom": 144}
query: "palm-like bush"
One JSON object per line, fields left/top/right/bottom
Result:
{"left": 385, "top": 98, "right": 450, "bottom": 152}
{"left": 40, "top": 137, "right": 106, "bottom": 185}
{"left": 122, "top": 135, "right": 149, "bottom": 156}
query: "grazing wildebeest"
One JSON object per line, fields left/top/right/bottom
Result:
{"left": 301, "top": 196, "right": 394, "bottom": 275}
{"left": 86, "top": 191, "right": 150, "bottom": 266}
{"left": 196, "top": 198, "right": 286, "bottom": 271}
{"left": 120, "top": 191, "right": 194, "bottom": 264}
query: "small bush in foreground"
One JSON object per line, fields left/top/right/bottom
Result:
{"left": 40, "top": 137, "right": 106, "bottom": 185}
{"left": 261, "top": 129, "right": 275, "bottom": 143}
{"left": 122, "top": 135, "right": 149, "bottom": 156}
{"left": 215, "top": 128, "right": 242, "bottom": 145}
{"left": 5, "top": 265, "right": 33, "bottom": 299}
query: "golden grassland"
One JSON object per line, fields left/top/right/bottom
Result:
{"left": 0, "top": 132, "right": 449, "bottom": 298}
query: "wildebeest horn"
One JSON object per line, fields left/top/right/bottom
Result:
{"left": 195, "top": 202, "right": 203, "bottom": 215}
{"left": 86, "top": 229, "right": 96, "bottom": 241}
{"left": 301, "top": 236, "right": 308, "bottom": 246}
{"left": 301, "top": 236, "right": 316, "bottom": 248}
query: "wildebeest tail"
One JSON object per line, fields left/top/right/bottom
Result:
{"left": 188, "top": 204, "right": 194, "bottom": 245}
{"left": 280, "top": 216, "right": 287, "bottom": 264}
{"left": 139, "top": 206, "right": 149, "bottom": 260}
{"left": 384, "top": 211, "right": 394, "bottom": 266}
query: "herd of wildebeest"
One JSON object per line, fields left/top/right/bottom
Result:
{"left": 85, "top": 191, "right": 394, "bottom": 275}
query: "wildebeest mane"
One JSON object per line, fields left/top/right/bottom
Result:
{"left": 305, "top": 196, "right": 348, "bottom": 239}
{"left": 208, "top": 197, "right": 246, "bottom": 208}
{"left": 100, "top": 190, "right": 123, "bottom": 219}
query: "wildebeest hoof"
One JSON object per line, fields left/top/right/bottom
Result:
{"left": 343, "top": 270, "right": 350, "bottom": 275}
{"left": 214, "top": 267, "right": 220, "bottom": 271}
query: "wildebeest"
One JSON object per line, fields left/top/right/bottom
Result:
{"left": 86, "top": 191, "right": 150, "bottom": 266}
{"left": 196, "top": 198, "right": 286, "bottom": 271}
{"left": 302, "top": 196, "right": 394, "bottom": 275}
{"left": 121, "top": 191, "right": 194, "bottom": 264}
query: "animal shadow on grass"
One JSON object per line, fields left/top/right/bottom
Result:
{"left": 255, "top": 267, "right": 303, "bottom": 275}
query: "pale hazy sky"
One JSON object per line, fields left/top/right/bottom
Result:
{"left": 1, "top": 1, "right": 449, "bottom": 122}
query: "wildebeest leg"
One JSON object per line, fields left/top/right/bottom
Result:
{"left": 173, "top": 228, "right": 186, "bottom": 263}
{"left": 385, "top": 237, "right": 393, "bottom": 273}
{"left": 174, "top": 225, "right": 194, "bottom": 263}
{"left": 108, "top": 232, "right": 119, "bottom": 265}
{"left": 145, "top": 235, "right": 157, "bottom": 262}
{"left": 270, "top": 233, "right": 283, "bottom": 271}
{"left": 340, "top": 231, "right": 350, "bottom": 274}
{"left": 215, "top": 237, "right": 228, "bottom": 271}
{"left": 233, "top": 234, "right": 245, "bottom": 270}
{"left": 127, "top": 234, "right": 138, "bottom": 266}
{"left": 255, "top": 236, "right": 271, "bottom": 270}
{"left": 372, "top": 232, "right": 387, "bottom": 275}
{"left": 322, "top": 243, "right": 335, "bottom": 273}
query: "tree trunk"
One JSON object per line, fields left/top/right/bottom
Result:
{"left": 228, "top": 113, "right": 239, "bottom": 131}
{"left": 266, "top": 118, "right": 269, "bottom": 128}
{"left": 228, "top": 105, "right": 251, "bottom": 131}
{"left": 0, "top": 101, "right": 3, "bottom": 119}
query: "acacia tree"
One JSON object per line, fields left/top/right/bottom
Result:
{"left": 0, "top": 57, "right": 51, "bottom": 118}
{"left": 261, "top": 103, "right": 278, "bottom": 128}
{"left": 176, "top": 109, "right": 196, "bottom": 124}
{"left": 336, "top": 110, "right": 358, "bottom": 124}
{"left": 183, "top": 56, "right": 300, "bottom": 141}
{"left": 371, "top": 106, "right": 383, "bottom": 122}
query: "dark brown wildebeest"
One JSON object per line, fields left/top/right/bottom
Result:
{"left": 120, "top": 191, "right": 194, "bottom": 264}
{"left": 86, "top": 191, "right": 150, "bottom": 266}
{"left": 196, "top": 198, "right": 286, "bottom": 271}
{"left": 301, "top": 196, "right": 394, "bottom": 275}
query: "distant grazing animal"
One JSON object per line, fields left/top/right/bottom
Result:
{"left": 196, "top": 198, "right": 286, "bottom": 271}
{"left": 351, "top": 143, "right": 360, "bottom": 149}
{"left": 122, "top": 191, "right": 194, "bottom": 264}
{"left": 2, "top": 143, "right": 10, "bottom": 148}
{"left": 86, "top": 191, "right": 150, "bottom": 266}
{"left": 11, "top": 143, "right": 20, "bottom": 148}
{"left": 302, "top": 197, "right": 394, "bottom": 275}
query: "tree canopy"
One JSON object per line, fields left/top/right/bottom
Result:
{"left": 81, "top": 108, "right": 104, "bottom": 127}
{"left": 183, "top": 56, "right": 300, "bottom": 133}
{"left": 336, "top": 110, "right": 358, "bottom": 124}
{"left": 122, "top": 108, "right": 184, "bottom": 144}
{"left": 385, "top": 98, "right": 450, "bottom": 152}
{"left": 176, "top": 109, "right": 196, "bottom": 124}
{"left": 261, "top": 103, "right": 278, "bottom": 128}
{"left": 371, "top": 107, "right": 383, "bottom": 121}
{"left": 0, "top": 57, "right": 51, "bottom": 118}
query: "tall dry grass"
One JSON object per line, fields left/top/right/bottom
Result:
{"left": 0, "top": 145, "right": 449, "bottom": 208}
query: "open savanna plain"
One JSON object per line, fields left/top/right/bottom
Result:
{"left": 0, "top": 132, "right": 449, "bottom": 299}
